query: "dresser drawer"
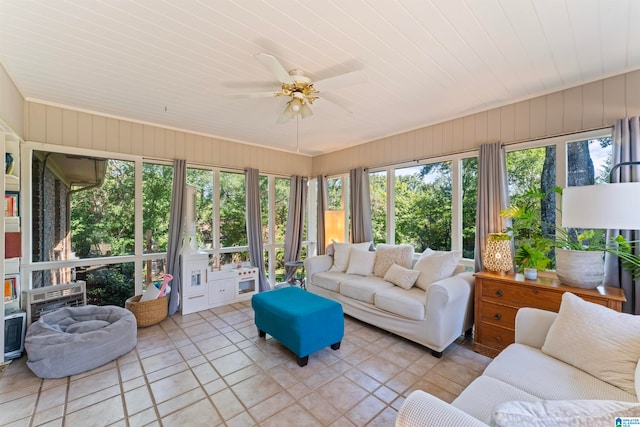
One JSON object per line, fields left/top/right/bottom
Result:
{"left": 479, "top": 301, "right": 518, "bottom": 328}
{"left": 482, "top": 280, "right": 562, "bottom": 311}
{"left": 476, "top": 322, "right": 514, "bottom": 352}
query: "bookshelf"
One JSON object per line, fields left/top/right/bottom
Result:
{"left": 3, "top": 132, "right": 23, "bottom": 360}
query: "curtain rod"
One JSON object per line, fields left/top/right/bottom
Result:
{"left": 334, "top": 125, "right": 614, "bottom": 173}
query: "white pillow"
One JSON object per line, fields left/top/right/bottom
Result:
{"left": 383, "top": 263, "right": 420, "bottom": 290}
{"left": 491, "top": 399, "right": 640, "bottom": 427}
{"left": 330, "top": 242, "right": 372, "bottom": 272}
{"left": 373, "top": 244, "right": 414, "bottom": 277}
{"left": 413, "top": 251, "right": 462, "bottom": 290}
{"left": 541, "top": 292, "right": 640, "bottom": 396}
{"left": 346, "top": 249, "right": 376, "bottom": 276}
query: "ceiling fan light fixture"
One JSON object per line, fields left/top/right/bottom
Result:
{"left": 290, "top": 98, "right": 302, "bottom": 112}
{"left": 282, "top": 101, "right": 296, "bottom": 119}
{"left": 300, "top": 102, "right": 313, "bottom": 119}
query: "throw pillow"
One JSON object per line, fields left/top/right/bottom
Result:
{"left": 541, "top": 292, "right": 640, "bottom": 396}
{"left": 383, "top": 263, "right": 420, "bottom": 290}
{"left": 373, "top": 244, "right": 414, "bottom": 277}
{"left": 413, "top": 250, "right": 462, "bottom": 290}
{"left": 346, "top": 249, "right": 376, "bottom": 276}
{"left": 330, "top": 242, "right": 372, "bottom": 272}
{"left": 491, "top": 399, "right": 640, "bottom": 427}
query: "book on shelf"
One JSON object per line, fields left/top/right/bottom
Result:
{"left": 4, "top": 276, "right": 18, "bottom": 302}
{"left": 4, "top": 192, "right": 19, "bottom": 217}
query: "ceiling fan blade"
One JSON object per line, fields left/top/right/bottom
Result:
{"left": 224, "top": 91, "right": 280, "bottom": 99}
{"left": 255, "top": 53, "right": 294, "bottom": 85}
{"left": 320, "top": 92, "right": 353, "bottom": 114}
{"left": 314, "top": 70, "right": 366, "bottom": 92}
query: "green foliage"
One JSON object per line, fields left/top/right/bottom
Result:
{"left": 85, "top": 265, "right": 134, "bottom": 307}
{"left": 462, "top": 157, "right": 478, "bottom": 259}
{"left": 219, "top": 172, "right": 247, "bottom": 247}
{"left": 394, "top": 163, "right": 452, "bottom": 252}
{"left": 514, "top": 240, "right": 553, "bottom": 271}
{"left": 369, "top": 172, "right": 387, "bottom": 244}
{"left": 142, "top": 163, "right": 174, "bottom": 252}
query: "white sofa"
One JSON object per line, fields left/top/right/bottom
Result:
{"left": 396, "top": 292, "right": 640, "bottom": 426}
{"left": 304, "top": 243, "right": 474, "bottom": 357}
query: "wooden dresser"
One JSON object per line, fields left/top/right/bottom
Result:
{"left": 473, "top": 270, "right": 626, "bottom": 357}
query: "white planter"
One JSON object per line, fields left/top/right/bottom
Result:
{"left": 524, "top": 268, "right": 537, "bottom": 280}
{"left": 555, "top": 249, "right": 604, "bottom": 289}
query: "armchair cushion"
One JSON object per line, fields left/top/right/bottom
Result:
{"left": 491, "top": 399, "right": 640, "bottom": 427}
{"left": 541, "top": 292, "right": 640, "bottom": 395}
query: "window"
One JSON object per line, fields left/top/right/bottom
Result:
{"left": 369, "top": 171, "right": 387, "bottom": 245}
{"left": 142, "top": 163, "right": 173, "bottom": 254}
{"left": 186, "top": 168, "right": 214, "bottom": 249}
{"left": 327, "top": 177, "right": 343, "bottom": 210}
{"left": 462, "top": 157, "right": 478, "bottom": 259}
{"left": 219, "top": 171, "right": 247, "bottom": 249}
{"left": 394, "top": 162, "right": 452, "bottom": 252}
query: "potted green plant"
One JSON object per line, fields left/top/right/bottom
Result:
{"left": 500, "top": 187, "right": 554, "bottom": 277}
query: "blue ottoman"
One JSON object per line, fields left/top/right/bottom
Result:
{"left": 252, "top": 287, "right": 344, "bottom": 366}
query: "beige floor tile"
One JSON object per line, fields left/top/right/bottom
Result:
{"left": 126, "top": 407, "right": 158, "bottom": 427}
{"left": 248, "top": 391, "right": 295, "bottom": 422}
{"left": 357, "top": 355, "right": 403, "bottom": 383}
{"left": 161, "top": 398, "right": 222, "bottom": 427}
{"left": 298, "top": 393, "right": 342, "bottom": 425}
{"left": 65, "top": 395, "right": 124, "bottom": 427}
{"left": 346, "top": 394, "right": 386, "bottom": 426}
{"left": 211, "top": 388, "right": 245, "bottom": 420}
{"left": 231, "top": 372, "right": 283, "bottom": 408}
{"left": 317, "top": 376, "right": 369, "bottom": 413}
{"left": 157, "top": 387, "right": 207, "bottom": 418}
{"left": 260, "top": 403, "right": 322, "bottom": 427}
{"left": 67, "top": 368, "right": 119, "bottom": 401}
{"left": 140, "top": 349, "right": 184, "bottom": 374}
{"left": 33, "top": 403, "right": 64, "bottom": 426}
{"left": 149, "top": 371, "right": 200, "bottom": 404}
{"left": 66, "top": 385, "right": 121, "bottom": 414}
{"left": 211, "top": 350, "right": 254, "bottom": 377}
{"left": 367, "top": 406, "right": 399, "bottom": 427}
{"left": 124, "top": 385, "right": 154, "bottom": 416}
{"left": 0, "top": 393, "right": 38, "bottom": 425}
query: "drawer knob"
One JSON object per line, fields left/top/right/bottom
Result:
{"left": 495, "top": 336, "right": 502, "bottom": 342}
{"left": 495, "top": 289, "right": 503, "bottom": 297}
{"left": 533, "top": 289, "right": 539, "bottom": 295}
{"left": 494, "top": 313, "right": 502, "bottom": 320}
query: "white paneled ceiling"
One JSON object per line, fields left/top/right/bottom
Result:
{"left": 1, "top": 0, "right": 639, "bottom": 156}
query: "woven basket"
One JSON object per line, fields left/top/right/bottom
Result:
{"left": 125, "top": 294, "right": 168, "bottom": 327}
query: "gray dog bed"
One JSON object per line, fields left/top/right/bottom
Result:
{"left": 25, "top": 305, "right": 137, "bottom": 378}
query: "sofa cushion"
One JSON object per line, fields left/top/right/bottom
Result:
{"left": 346, "top": 249, "right": 376, "bottom": 276}
{"left": 484, "top": 343, "right": 638, "bottom": 402}
{"left": 383, "top": 263, "right": 420, "bottom": 289}
{"left": 413, "top": 250, "right": 462, "bottom": 290}
{"left": 339, "top": 277, "right": 393, "bottom": 304}
{"left": 372, "top": 244, "right": 414, "bottom": 277}
{"left": 311, "top": 271, "right": 361, "bottom": 292}
{"left": 541, "top": 292, "right": 640, "bottom": 396}
{"left": 374, "top": 286, "right": 425, "bottom": 321}
{"left": 491, "top": 399, "right": 640, "bottom": 427}
{"left": 452, "top": 375, "right": 540, "bottom": 424}
{"left": 330, "top": 242, "right": 372, "bottom": 272}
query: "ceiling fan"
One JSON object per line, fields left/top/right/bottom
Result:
{"left": 225, "top": 53, "right": 364, "bottom": 123}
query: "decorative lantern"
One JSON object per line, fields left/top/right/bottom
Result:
{"left": 483, "top": 233, "right": 513, "bottom": 274}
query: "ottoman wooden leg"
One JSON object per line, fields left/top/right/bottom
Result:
{"left": 258, "top": 329, "right": 266, "bottom": 338}
{"left": 297, "top": 355, "right": 309, "bottom": 367}
{"left": 331, "top": 341, "right": 341, "bottom": 350}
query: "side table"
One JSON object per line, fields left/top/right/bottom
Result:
{"left": 285, "top": 260, "right": 306, "bottom": 290}
{"left": 473, "top": 270, "right": 626, "bottom": 357}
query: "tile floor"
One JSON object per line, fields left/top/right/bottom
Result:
{"left": 0, "top": 301, "right": 491, "bottom": 426}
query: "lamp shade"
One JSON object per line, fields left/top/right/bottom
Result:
{"left": 483, "top": 234, "right": 513, "bottom": 274}
{"left": 562, "top": 183, "right": 640, "bottom": 230}
{"left": 324, "top": 210, "right": 345, "bottom": 244}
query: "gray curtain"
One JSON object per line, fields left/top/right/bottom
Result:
{"left": 166, "top": 159, "right": 186, "bottom": 315}
{"left": 605, "top": 117, "right": 640, "bottom": 314}
{"left": 350, "top": 167, "right": 374, "bottom": 244}
{"left": 246, "top": 168, "right": 269, "bottom": 292}
{"left": 284, "top": 176, "right": 308, "bottom": 282}
{"left": 316, "top": 175, "right": 328, "bottom": 255}
{"left": 474, "top": 142, "right": 511, "bottom": 272}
